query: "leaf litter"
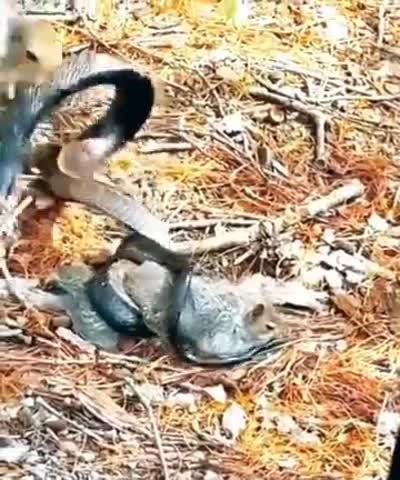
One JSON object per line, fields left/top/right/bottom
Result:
{"left": 2, "top": 0, "right": 400, "bottom": 479}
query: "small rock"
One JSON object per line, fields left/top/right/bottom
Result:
{"left": 335, "top": 339, "right": 348, "bottom": 352}
{"left": 367, "top": 213, "right": 389, "bottom": 233}
{"left": 202, "top": 385, "right": 227, "bottom": 404}
{"left": 215, "top": 66, "right": 243, "bottom": 83}
{"left": 294, "top": 429, "right": 320, "bottom": 445}
{"left": 204, "top": 470, "right": 223, "bottom": 480}
{"left": 59, "top": 440, "right": 80, "bottom": 456}
{"left": 345, "top": 270, "right": 366, "bottom": 285}
{"left": 269, "top": 105, "right": 285, "bottom": 124}
{"left": 167, "top": 392, "right": 197, "bottom": 411}
{"left": 276, "top": 414, "right": 298, "bottom": 434}
{"left": 377, "top": 411, "right": 400, "bottom": 436}
{"left": 216, "top": 112, "right": 244, "bottom": 136}
{"left": 222, "top": 402, "right": 247, "bottom": 440}
{"left": 277, "top": 456, "right": 298, "bottom": 469}
{"left": 125, "top": 383, "right": 165, "bottom": 405}
{"left": 301, "top": 266, "right": 326, "bottom": 287}
{"left": 27, "top": 464, "right": 47, "bottom": 479}
{"left": 324, "top": 269, "right": 344, "bottom": 290}
{"left": 318, "top": 5, "right": 349, "bottom": 43}
{"left": 81, "top": 451, "right": 96, "bottom": 462}
{"left": 0, "top": 437, "right": 30, "bottom": 464}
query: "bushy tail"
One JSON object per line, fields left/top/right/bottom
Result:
{"left": 0, "top": 68, "right": 155, "bottom": 196}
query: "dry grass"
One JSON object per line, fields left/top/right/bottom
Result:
{"left": 2, "top": 1, "right": 400, "bottom": 478}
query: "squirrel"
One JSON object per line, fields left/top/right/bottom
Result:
{"left": 53, "top": 230, "right": 287, "bottom": 365}
{"left": 113, "top": 232, "right": 285, "bottom": 364}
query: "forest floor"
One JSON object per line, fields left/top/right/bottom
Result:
{"left": 2, "top": 1, "right": 400, "bottom": 479}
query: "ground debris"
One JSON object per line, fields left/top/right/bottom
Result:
{"left": 2, "top": 1, "right": 400, "bottom": 478}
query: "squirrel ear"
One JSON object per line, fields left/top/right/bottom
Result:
{"left": 250, "top": 303, "right": 279, "bottom": 332}
{"left": 251, "top": 303, "right": 265, "bottom": 320}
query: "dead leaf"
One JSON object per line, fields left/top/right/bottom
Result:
{"left": 333, "top": 293, "right": 361, "bottom": 318}
{"left": 269, "top": 105, "right": 285, "bottom": 124}
{"left": 0, "top": 437, "right": 30, "bottom": 464}
{"left": 126, "top": 383, "right": 165, "bottom": 405}
{"left": 59, "top": 440, "right": 80, "bottom": 456}
{"left": 56, "top": 327, "right": 97, "bottom": 354}
{"left": 203, "top": 385, "right": 227, "bottom": 404}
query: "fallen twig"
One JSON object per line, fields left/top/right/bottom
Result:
{"left": 0, "top": 257, "right": 30, "bottom": 307}
{"left": 35, "top": 396, "right": 117, "bottom": 450}
{"left": 139, "top": 141, "right": 194, "bottom": 154}
{"left": 170, "top": 218, "right": 257, "bottom": 230}
{"left": 77, "top": 389, "right": 152, "bottom": 439}
{"left": 0, "top": 195, "right": 34, "bottom": 307}
{"left": 176, "top": 180, "right": 365, "bottom": 254}
{"left": 378, "top": 0, "right": 389, "bottom": 47}
{"left": 249, "top": 85, "right": 328, "bottom": 163}
{"left": 127, "top": 379, "right": 170, "bottom": 480}
{"left": 297, "top": 179, "right": 365, "bottom": 221}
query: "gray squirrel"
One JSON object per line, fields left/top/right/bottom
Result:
{"left": 54, "top": 230, "right": 287, "bottom": 365}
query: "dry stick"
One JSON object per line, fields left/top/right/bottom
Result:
{"left": 76, "top": 390, "right": 151, "bottom": 439}
{"left": 126, "top": 379, "right": 170, "bottom": 480}
{"left": 0, "top": 350, "right": 146, "bottom": 368}
{"left": 268, "top": 59, "right": 377, "bottom": 97}
{"left": 248, "top": 86, "right": 327, "bottom": 163}
{"left": 0, "top": 195, "right": 34, "bottom": 306}
{"left": 35, "top": 396, "right": 118, "bottom": 450}
{"left": 0, "top": 194, "right": 33, "bottom": 236}
{"left": 296, "top": 179, "right": 364, "bottom": 219}
{"left": 176, "top": 179, "right": 365, "bottom": 255}
{"left": 139, "top": 141, "right": 194, "bottom": 154}
{"left": 0, "top": 258, "right": 29, "bottom": 306}
{"left": 307, "top": 91, "right": 400, "bottom": 104}
{"left": 170, "top": 218, "right": 257, "bottom": 230}
{"left": 378, "top": 0, "right": 389, "bottom": 47}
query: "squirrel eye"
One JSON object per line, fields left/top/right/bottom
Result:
{"left": 26, "top": 50, "right": 39, "bottom": 63}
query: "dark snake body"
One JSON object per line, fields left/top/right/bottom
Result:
{"left": 0, "top": 49, "right": 170, "bottom": 246}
